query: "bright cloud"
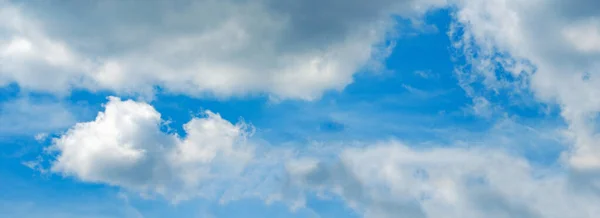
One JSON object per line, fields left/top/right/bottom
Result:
{"left": 449, "top": 0, "right": 600, "bottom": 187}
{"left": 288, "top": 142, "right": 600, "bottom": 218}
{"left": 49, "top": 97, "right": 254, "bottom": 202}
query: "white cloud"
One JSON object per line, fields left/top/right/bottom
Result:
{"left": 562, "top": 18, "right": 600, "bottom": 54}
{"left": 449, "top": 0, "right": 600, "bottom": 182}
{"left": 1, "top": 0, "right": 446, "bottom": 100}
{"left": 287, "top": 142, "right": 600, "bottom": 218}
{"left": 414, "top": 70, "right": 438, "bottom": 79}
{"left": 34, "top": 133, "right": 48, "bottom": 141}
{"left": 0, "top": 3, "right": 91, "bottom": 94}
{"left": 467, "top": 96, "right": 493, "bottom": 118}
{"left": 49, "top": 97, "right": 254, "bottom": 202}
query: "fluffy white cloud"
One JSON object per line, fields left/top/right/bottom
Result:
{"left": 1, "top": 0, "right": 445, "bottom": 99}
{"left": 49, "top": 97, "right": 254, "bottom": 201}
{"left": 287, "top": 142, "right": 600, "bottom": 218}
{"left": 449, "top": 0, "right": 600, "bottom": 182}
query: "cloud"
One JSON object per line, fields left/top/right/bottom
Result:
{"left": 49, "top": 97, "right": 254, "bottom": 202}
{"left": 467, "top": 96, "right": 493, "bottom": 118}
{"left": 0, "top": 3, "right": 88, "bottom": 94}
{"left": 414, "top": 70, "right": 438, "bottom": 79}
{"left": 1, "top": 0, "right": 446, "bottom": 100}
{"left": 287, "top": 142, "right": 600, "bottom": 218}
{"left": 448, "top": 0, "right": 600, "bottom": 188}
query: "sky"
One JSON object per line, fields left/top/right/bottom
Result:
{"left": 1, "top": 0, "right": 600, "bottom": 217}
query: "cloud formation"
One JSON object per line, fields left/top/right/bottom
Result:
{"left": 449, "top": 0, "right": 600, "bottom": 188}
{"left": 1, "top": 0, "right": 444, "bottom": 99}
{"left": 49, "top": 97, "right": 254, "bottom": 202}
{"left": 289, "top": 142, "right": 600, "bottom": 218}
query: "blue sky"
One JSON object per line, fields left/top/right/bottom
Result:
{"left": 1, "top": 0, "right": 600, "bottom": 217}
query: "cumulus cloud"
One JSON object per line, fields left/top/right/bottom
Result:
{"left": 1, "top": 0, "right": 445, "bottom": 99}
{"left": 49, "top": 97, "right": 254, "bottom": 201}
